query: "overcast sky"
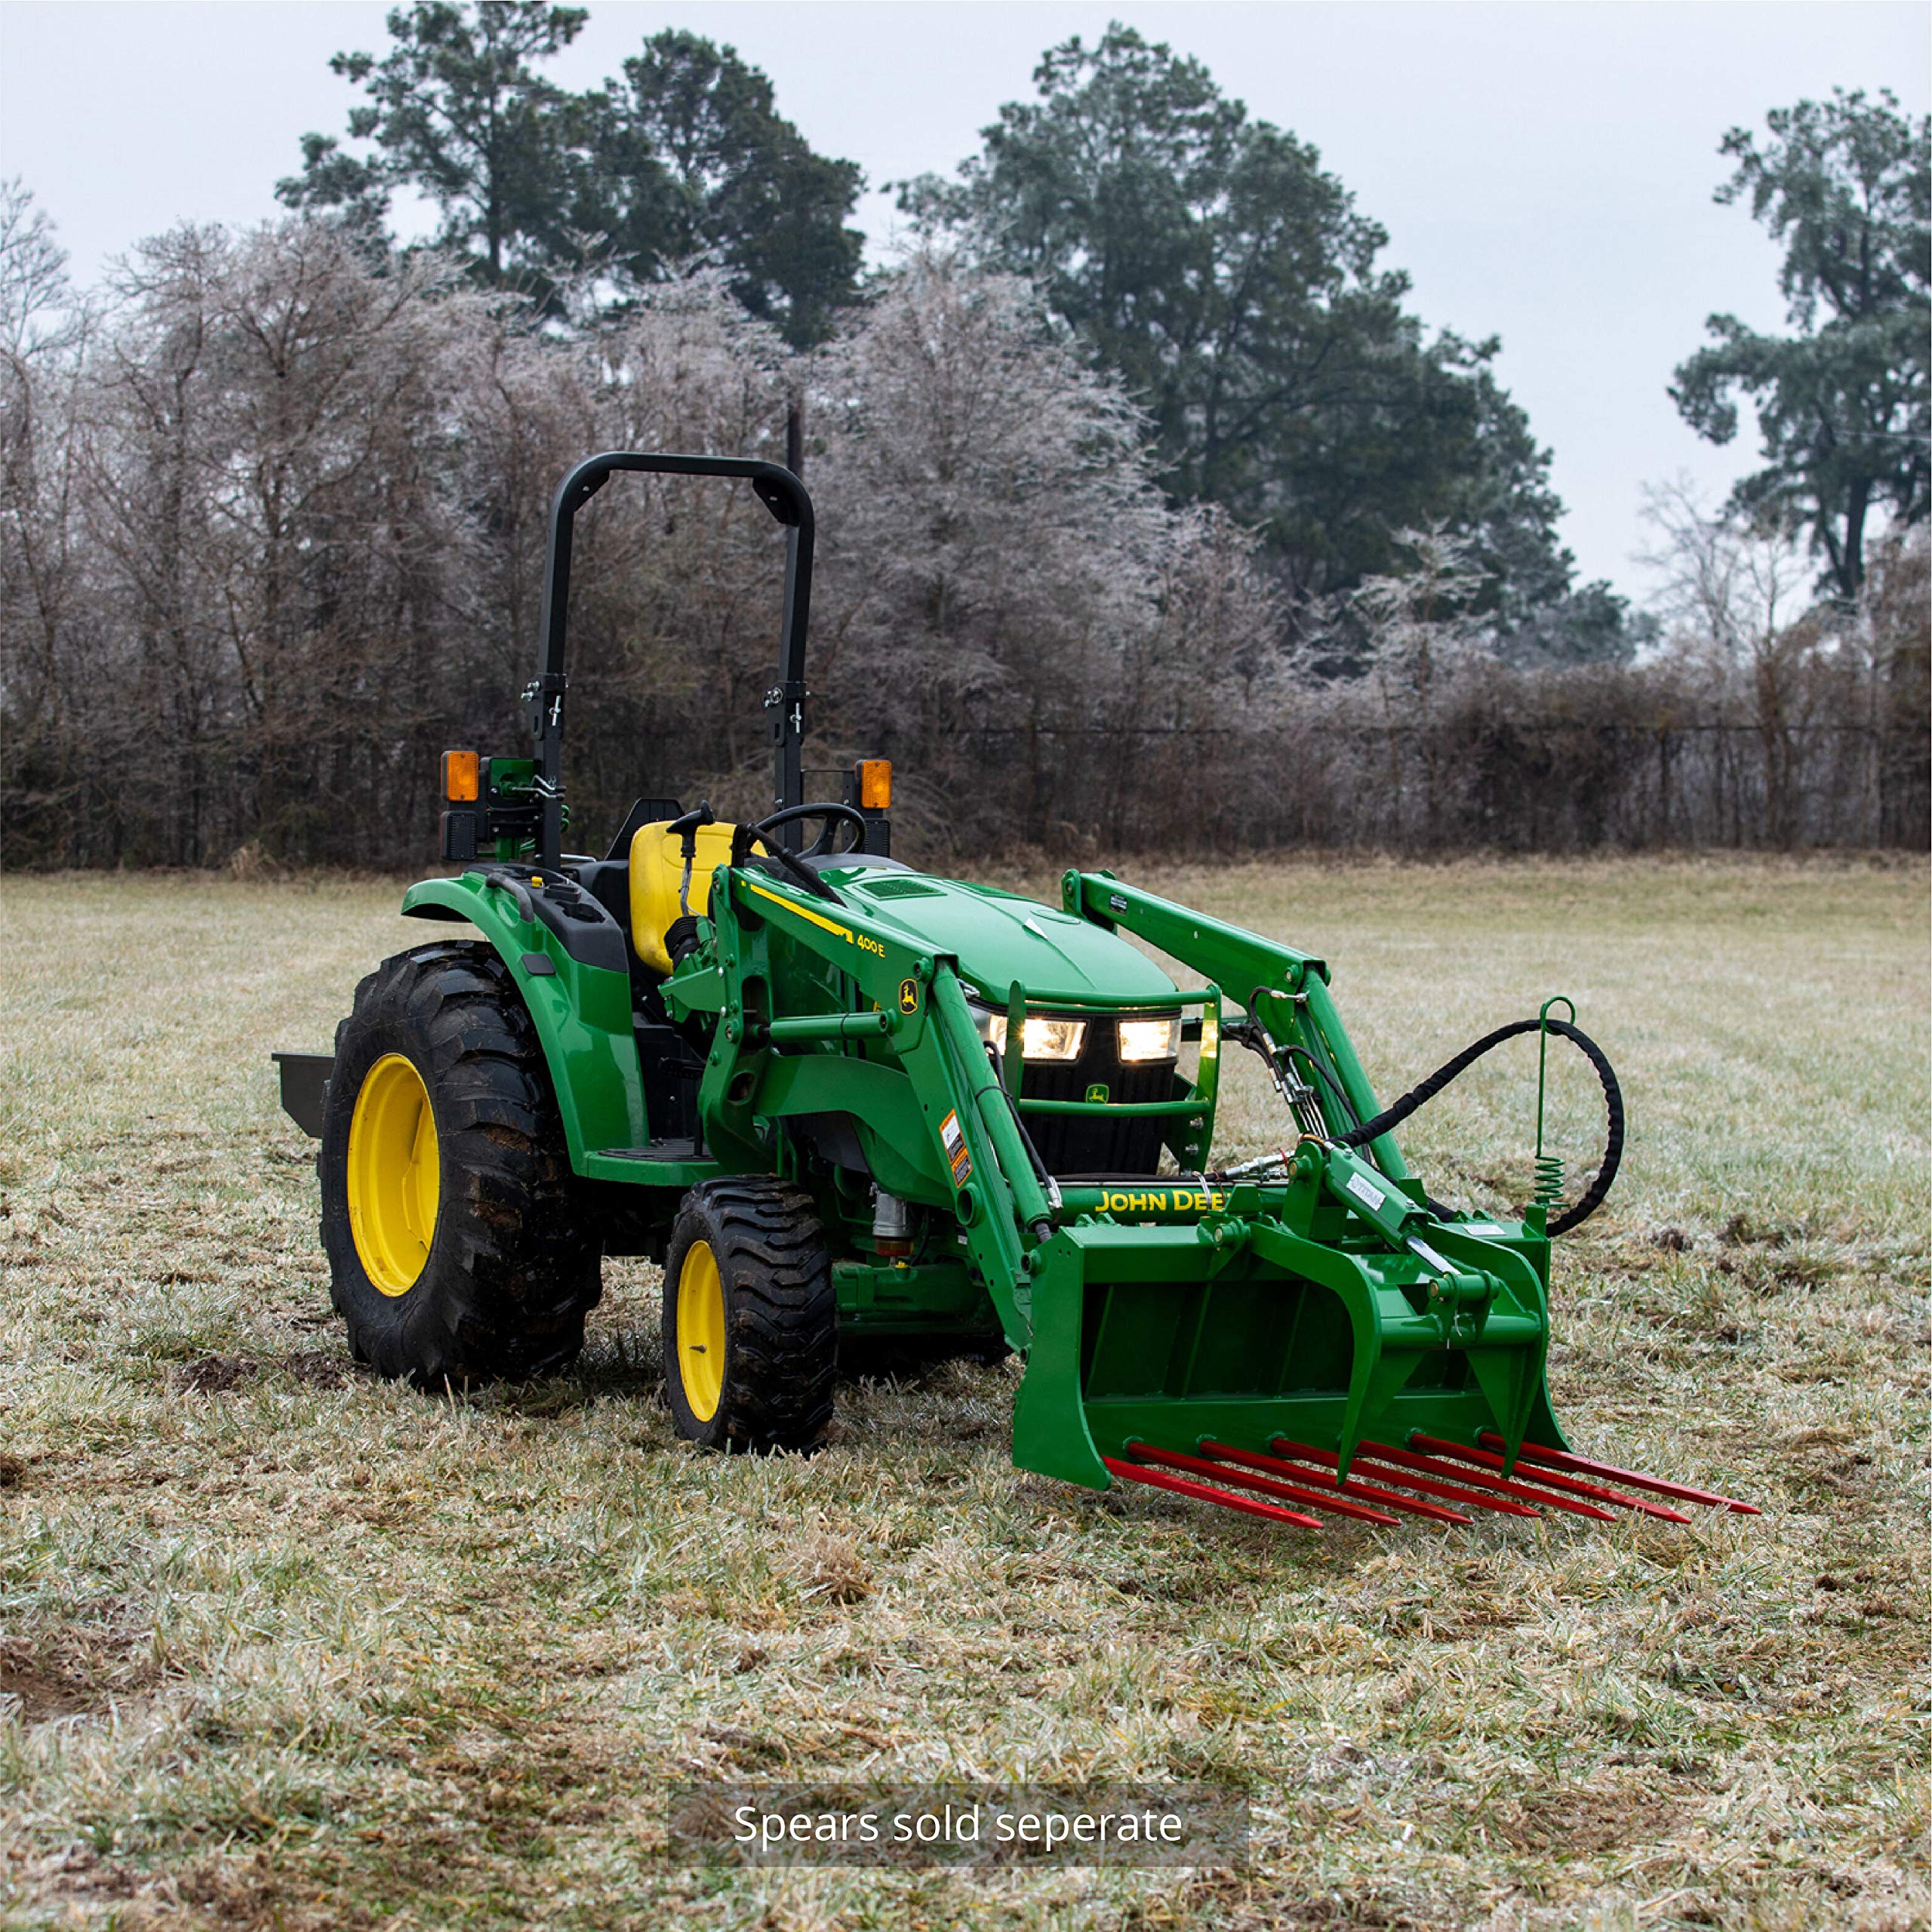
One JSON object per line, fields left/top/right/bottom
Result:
{"left": 2, "top": 2, "right": 1924, "bottom": 600}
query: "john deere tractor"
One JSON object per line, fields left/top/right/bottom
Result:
{"left": 275, "top": 451, "right": 1756, "bottom": 1532}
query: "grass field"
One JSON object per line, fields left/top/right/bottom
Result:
{"left": 2, "top": 857, "right": 1926, "bottom": 1931}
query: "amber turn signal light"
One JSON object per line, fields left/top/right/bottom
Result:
{"left": 442, "top": 749, "right": 480, "bottom": 803}
{"left": 857, "top": 758, "right": 892, "bottom": 810}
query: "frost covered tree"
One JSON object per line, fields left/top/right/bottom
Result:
{"left": 808, "top": 252, "right": 1278, "bottom": 849}
{"left": 0, "top": 183, "right": 94, "bottom": 865}
{"left": 1351, "top": 526, "right": 1488, "bottom": 846}
{"left": 3, "top": 210, "right": 1922, "bottom": 865}
{"left": 9, "top": 220, "right": 483, "bottom": 862}
{"left": 1638, "top": 481, "right": 1829, "bottom": 848}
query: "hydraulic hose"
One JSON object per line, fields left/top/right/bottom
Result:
{"left": 1334, "top": 1018, "right": 1624, "bottom": 1236}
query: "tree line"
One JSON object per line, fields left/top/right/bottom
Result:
{"left": 0, "top": 11, "right": 1925, "bottom": 866}
{"left": 246, "top": 8, "right": 1654, "bottom": 646}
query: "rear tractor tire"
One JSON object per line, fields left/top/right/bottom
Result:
{"left": 318, "top": 940, "right": 601, "bottom": 1387}
{"left": 663, "top": 1179, "right": 836, "bottom": 1452}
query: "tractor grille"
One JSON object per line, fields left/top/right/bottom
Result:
{"left": 1020, "top": 1023, "right": 1179, "bottom": 1178}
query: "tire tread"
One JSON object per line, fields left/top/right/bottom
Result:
{"left": 319, "top": 940, "right": 600, "bottom": 1386}
{"left": 663, "top": 1177, "right": 835, "bottom": 1452}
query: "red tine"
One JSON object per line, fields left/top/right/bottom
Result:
{"left": 1198, "top": 1440, "right": 1475, "bottom": 1526}
{"left": 1268, "top": 1437, "right": 1542, "bottom": 1520}
{"left": 1410, "top": 1434, "right": 1692, "bottom": 1524}
{"left": 1481, "top": 1433, "right": 1761, "bottom": 1515}
{"left": 1127, "top": 1442, "right": 1399, "bottom": 1526}
{"left": 1352, "top": 1441, "right": 1617, "bottom": 1521}
{"left": 1102, "top": 1456, "right": 1324, "bottom": 1530}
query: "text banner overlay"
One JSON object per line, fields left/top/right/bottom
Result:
{"left": 667, "top": 1783, "right": 1250, "bottom": 1869}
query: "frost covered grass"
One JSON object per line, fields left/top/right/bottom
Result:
{"left": 1, "top": 856, "right": 1926, "bottom": 1930}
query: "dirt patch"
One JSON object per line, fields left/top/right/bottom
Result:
{"left": 156, "top": 1850, "right": 367, "bottom": 1932}
{"left": 12, "top": 1845, "right": 142, "bottom": 1915}
{"left": 174, "top": 1353, "right": 258, "bottom": 1394}
{"left": 283, "top": 1348, "right": 349, "bottom": 1388}
{"left": 0, "top": 1649, "right": 109, "bottom": 1723}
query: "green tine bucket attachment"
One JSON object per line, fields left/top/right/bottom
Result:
{"left": 1003, "top": 872, "right": 1760, "bottom": 1536}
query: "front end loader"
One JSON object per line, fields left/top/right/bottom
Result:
{"left": 275, "top": 451, "right": 1756, "bottom": 1534}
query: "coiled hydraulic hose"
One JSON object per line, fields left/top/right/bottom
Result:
{"left": 1334, "top": 1018, "right": 1624, "bottom": 1236}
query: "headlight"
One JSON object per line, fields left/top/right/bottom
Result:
{"left": 971, "top": 1007, "right": 1087, "bottom": 1062}
{"left": 1117, "top": 1015, "right": 1181, "bottom": 1063}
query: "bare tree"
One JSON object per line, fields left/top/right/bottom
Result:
{"left": 1640, "top": 479, "right": 1822, "bottom": 846}
{"left": 811, "top": 252, "right": 1186, "bottom": 852}
{"left": 0, "top": 185, "right": 97, "bottom": 863}
{"left": 1857, "top": 523, "right": 1930, "bottom": 845}
{"left": 1352, "top": 525, "right": 1488, "bottom": 847}
{"left": 0, "top": 180, "right": 81, "bottom": 361}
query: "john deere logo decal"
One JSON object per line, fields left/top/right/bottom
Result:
{"left": 898, "top": 978, "right": 919, "bottom": 1015}
{"left": 1084, "top": 1082, "right": 1110, "bottom": 1104}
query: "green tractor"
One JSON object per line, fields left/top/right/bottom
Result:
{"left": 275, "top": 451, "right": 1755, "bottom": 1531}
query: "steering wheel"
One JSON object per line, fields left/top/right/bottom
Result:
{"left": 743, "top": 802, "right": 868, "bottom": 901}
{"left": 748, "top": 802, "right": 867, "bottom": 857}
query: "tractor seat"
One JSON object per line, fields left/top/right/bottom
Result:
{"left": 629, "top": 820, "right": 741, "bottom": 974}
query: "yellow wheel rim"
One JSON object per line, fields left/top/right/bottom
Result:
{"left": 676, "top": 1240, "right": 726, "bottom": 1422}
{"left": 346, "top": 1053, "right": 440, "bottom": 1297}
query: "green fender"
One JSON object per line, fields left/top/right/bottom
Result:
{"left": 400, "top": 875, "right": 645, "bottom": 1168}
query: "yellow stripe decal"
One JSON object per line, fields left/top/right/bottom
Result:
{"left": 743, "top": 879, "right": 854, "bottom": 943}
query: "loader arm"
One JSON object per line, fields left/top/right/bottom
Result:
{"left": 1061, "top": 869, "right": 1410, "bottom": 1179}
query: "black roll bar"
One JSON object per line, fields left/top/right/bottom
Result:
{"left": 528, "top": 451, "right": 815, "bottom": 863}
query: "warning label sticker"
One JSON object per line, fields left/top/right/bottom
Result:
{"left": 940, "top": 1109, "right": 972, "bottom": 1187}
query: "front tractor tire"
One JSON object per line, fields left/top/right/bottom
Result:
{"left": 663, "top": 1180, "right": 836, "bottom": 1452}
{"left": 319, "top": 941, "right": 601, "bottom": 1387}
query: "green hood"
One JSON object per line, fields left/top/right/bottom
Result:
{"left": 833, "top": 872, "right": 1178, "bottom": 1005}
